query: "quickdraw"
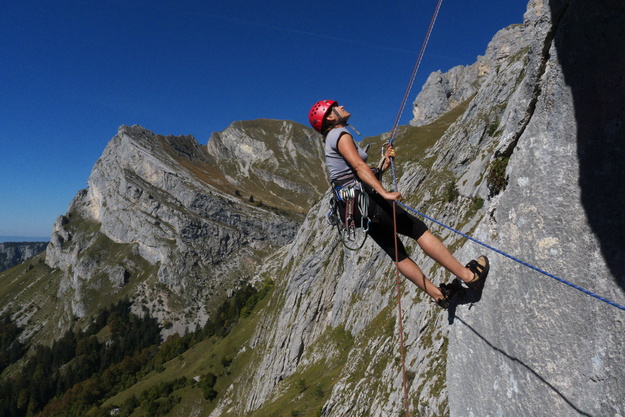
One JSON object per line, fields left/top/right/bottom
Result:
{"left": 328, "top": 179, "right": 370, "bottom": 251}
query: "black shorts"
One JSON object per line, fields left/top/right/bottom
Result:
{"left": 336, "top": 185, "right": 428, "bottom": 261}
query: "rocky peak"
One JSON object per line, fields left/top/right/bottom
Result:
{"left": 0, "top": 242, "right": 48, "bottom": 273}
{"left": 41, "top": 122, "right": 325, "bottom": 337}
{"left": 410, "top": 2, "right": 540, "bottom": 127}
{"left": 206, "top": 119, "right": 328, "bottom": 213}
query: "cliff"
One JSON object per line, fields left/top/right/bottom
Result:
{"left": 209, "top": 0, "right": 625, "bottom": 415}
{"left": 1, "top": 120, "right": 327, "bottom": 343}
{"left": 0, "top": 242, "right": 48, "bottom": 273}
{"left": 1, "top": 0, "right": 623, "bottom": 416}
{"left": 446, "top": 1, "right": 625, "bottom": 415}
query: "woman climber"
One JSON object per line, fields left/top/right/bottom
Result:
{"left": 308, "top": 99, "right": 489, "bottom": 308}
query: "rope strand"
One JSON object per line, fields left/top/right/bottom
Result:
{"left": 387, "top": 2, "right": 445, "bottom": 416}
{"left": 396, "top": 201, "right": 625, "bottom": 312}
{"left": 389, "top": 0, "right": 445, "bottom": 145}
{"left": 392, "top": 200, "right": 410, "bottom": 417}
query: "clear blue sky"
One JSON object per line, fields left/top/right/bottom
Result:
{"left": 0, "top": 0, "right": 528, "bottom": 240}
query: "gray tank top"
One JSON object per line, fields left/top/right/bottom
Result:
{"left": 325, "top": 127, "right": 368, "bottom": 182}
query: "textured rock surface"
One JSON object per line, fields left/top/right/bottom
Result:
{"left": 442, "top": 1, "right": 625, "bottom": 416}
{"left": 411, "top": 14, "right": 532, "bottom": 127}
{"left": 0, "top": 242, "right": 48, "bottom": 272}
{"left": 41, "top": 122, "right": 327, "bottom": 338}
{"left": 2, "top": 1, "right": 624, "bottom": 415}
{"left": 209, "top": 0, "right": 625, "bottom": 415}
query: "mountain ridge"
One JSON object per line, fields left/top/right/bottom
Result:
{"left": 0, "top": 242, "right": 48, "bottom": 273}
{"left": 1, "top": 0, "right": 624, "bottom": 416}
{"left": 1, "top": 121, "right": 326, "bottom": 348}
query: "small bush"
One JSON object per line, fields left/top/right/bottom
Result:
{"left": 444, "top": 181, "right": 460, "bottom": 202}
{"left": 199, "top": 372, "right": 218, "bottom": 401}
{"left": 486, "top": 122, "right": 499, "bottom": 136}
{"left": 487, "top": 156, "right": 509, "bottom": 196}
{"left": 220, "top": 356, "right": 232, "bottom": 368}
{"left": 296, "top": 378, "right": 308, "bottom": 393}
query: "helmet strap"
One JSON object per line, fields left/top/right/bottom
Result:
{"left": 332, "top": 108, "right": 361, "bottom": 136}
{"left": 332, "top": 108, "right": 348, "bottom": 126}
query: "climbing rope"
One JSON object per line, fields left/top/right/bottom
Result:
{"left": 391, "top": 200, "right": 410, "bottom": 417}
{"left": 389, "top": 0, "right": 445, "bottom": 147}
{"left": 381, "top": 0, "right": 621, "bottom": 415}
{"left": 381, "top": 0, "right": 625, "bottom": 315}
{"left": 387, "top": 1, "right": 445, "bottom": 416}
{"left": 395, "top": 201, "right": 625, "bottom": 312}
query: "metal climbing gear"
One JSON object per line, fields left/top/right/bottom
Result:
{"left": 328, "top": 176, "right": 371, "bottom": 251}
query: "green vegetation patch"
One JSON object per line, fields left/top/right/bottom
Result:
{"left": 247, "top": 324, "right": 355, "bottom": 417}
{"left": 0, "top": 279, "right": 275, "bottom": 417}
{"left": 487, "top": 156, "right": 510, "bottom": 197}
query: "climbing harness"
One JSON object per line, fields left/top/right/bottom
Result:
{"left": 328, "top": 176, "right": 371, "bottom": 251}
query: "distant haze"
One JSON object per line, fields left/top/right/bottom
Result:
{"left": 0, "top": 236, "right": 50, "bottom": 243}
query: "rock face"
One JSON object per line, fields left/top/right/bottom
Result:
{"left": 207, "top": 0, "right": 625, "bottom": 416}
{"left": 443, "top": 1, "right": 625, "bottom": 416}
{"left": 0, "top": 242, "right": 48, "bottom": 272}
{"left": 411, "top": 14, "right": 533, "bottom": 127}
{"left": 41, "top": 121, "right": 327, "bottom": 337}
{"left": 206, "top": 119, "right": 328, "bottom": 213}
{"left": 2, "top": 0, "right": 624, "bottom": 415}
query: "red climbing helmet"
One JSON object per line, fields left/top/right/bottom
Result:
{"left": 308, "top": 100, "right": 337, "bottom": 133}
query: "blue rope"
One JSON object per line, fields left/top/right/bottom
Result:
{"left": 395, "top": 201, "right": 625, "bottom": 312}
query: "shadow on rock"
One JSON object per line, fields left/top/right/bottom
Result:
{"left": 444, "top": 278, "right": 486, "bottom": 325}
{"left": 552, "top": 1, "right": 625, "bottom": 290}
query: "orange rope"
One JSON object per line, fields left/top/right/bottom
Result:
{"left": 392, "top": 200, "right": 411, "bottom": 416}
{"left": 389, "top": 1, "right": 444, "bottom": 416}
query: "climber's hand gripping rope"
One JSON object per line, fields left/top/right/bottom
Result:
{"left": 378, "top": 141, "right": 397, "bottom": 172}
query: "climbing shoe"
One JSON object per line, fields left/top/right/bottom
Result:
{"left": 465, "top": 255, "right": 489, "bottom": 290}
{"left": 437, "top": 279, "right": 462, "bottom": 309}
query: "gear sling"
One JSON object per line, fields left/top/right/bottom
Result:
{"left": 329, "top": 175, "right": 370, "bottom": 250}
{"left": 329, "top": 171, "right": 429, "bottom": 258}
